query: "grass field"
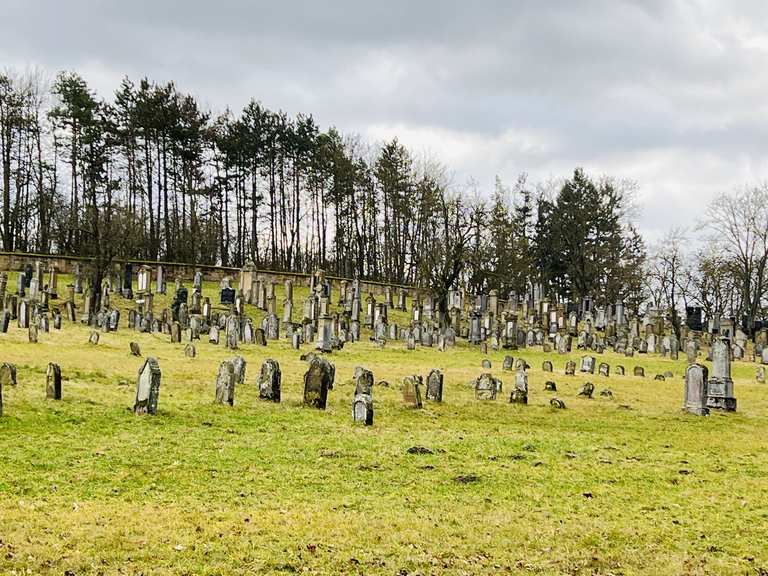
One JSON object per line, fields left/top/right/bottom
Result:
{"left": 1, "top": 273, "right": 767, "bottom": 575}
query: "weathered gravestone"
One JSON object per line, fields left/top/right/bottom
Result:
{"left": 475, "top": 373, "right": 500, "bottom": 400}
{"left": 542, "top": 360, "right": 553, "bottom": 373}
{"left": 510, "top": 369, "right": 528, "bottom": 404}
{"left": 633, "top": 366, "right": 645, "bottom": 378}
{"left": 231, "top": 356, "right": 246, "bottom": 386}
{"left": 544, "top": 380, "right": 557, "bottom": 391}
{"left": 757, "top": 366, "right": 766, "bottom": 384}
{"left": 28, "top": 324, "right": 38, "bottom": 343}
{"left": 707, "top": 337, "right": 736, "bottom": 411}
{"left": 46, "top": 363, "right": 62, "bottom": 400}
{"left": 257, "top": 359, "right": 281, "bottom": 402}
{"left": 683, "top": 364, "right": 709, "bottom": 416}
{"left": 550, "top": 397, "right": 566, "bottom": 409}
{"left": 598, "top": 362, "right": 610, "bottom": 377}
{"left": 578, "top": 381, "right": 595, "bottom": 398}
{"left": 215, "top": 360, "right": 236, "bottom": 405}
{"left": 130, "top": 342, "right": 141, "bottom": 357}
{"left": 580, "top": 355, "right": 595, "bottom": 374}
{"left": 502, "top": 356, "right": 514, "bottom": 371}
{"left": 352, "top": 367, "right": 374, "bottom": 425}
{"left": 426, "top": 368, "right": 443, "bottom": 402}
{"left": 565, "top": 360, "right": 576, "bottom": 376}
{"left": 616, "top": 365, "right": 625, "bottom": 376}
{"left": 0, "top": 363, "right": 17, "bottom": 388}
{"left": 209, "top": 325, "right": 220, "bottom": 345}
{"left": 402, "top": 375, "right": 423, "bottom": 408}
{"left": 481, "top": 359, "right": 492, "bottom": 369}
{"left": 184, "top": 344, "right": 196, "bottom": 358}
{"left": 134, "top": 358, "right": 161, "bottom": 415}
{"left": 303, "top": 355, "right": 334, "bottom": 409}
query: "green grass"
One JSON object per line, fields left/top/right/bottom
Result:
{"left": 1, "top": 274, "right": 767, "bottom": 575}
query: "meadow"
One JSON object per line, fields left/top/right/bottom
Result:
{"left": 1, "top": 273, "right": 767, "bottom": 575}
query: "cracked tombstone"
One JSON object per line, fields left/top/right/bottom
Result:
{"left": 475, "top": 373, "right": 500, "bottom": 400}
{"left": 134, "top": 358, "right": 161, "bottom": 415}
{"left": 426, "top": 368, "right": 443, "bottom": 402}
{"left": 257, "top": 359, "right": 281, "bottom": 402}
{"left": 215, "top": 360, "right": 236, "bottom": 406}
{"left": 303, "top": 355, "right": 334, "bottom": 409}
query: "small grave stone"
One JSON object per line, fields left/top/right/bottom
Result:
{"left": 28, "top": 324, "right": 38, "bottom": 343}
{"left": 209, "top": 325, "right": 220, "bottom": 345}
{"left": 757, "top": 366, "right": 766, "bottom": 383}
{"left": 303, "top": 355, "right": 334, "bottom": 409}
{"left": 633, "top": 366, "right": 645, "bottom": 378}
{"left": 184, "top": 344, "right": 196, "bottom": 358}
{"left": 544, "top": 380, "right": 557, "bottom": 391}
{"left": 402, "top": 375, "right": 423, "bottom": 408}
{"left": 475, "top": 373, "right": 500, "bottom": 400}
{"left": 580, "top": 355, "right": 595, "bottom": 374}
{"left": 231, "top": 356, "right": 247, "bottom": 386}
{"left": 565, "top": 360, "right": 576, "bottom": 376}
{"left": 0, "top": 363, "right": 17, "bottom": 387}
{"left": 214, "top": 360, "right": 236, "bottom": 406}
{"left": 426, "top": 368, "right": 443, "bottom": 402}
{"left": 600, "top": 388, "right": 613, "bottom": 398}
{"left": 616, "top": 365, "right": 625, "bottom": 376}
{"left": 502, "top": 356, "right": 514, "bottom": 371}
{"left": 134, "top": 358, "right": 161, "bottom": 415}
{"left": 481, "top": 359, "right": 491, "bottom": 369}
{"left": 352, "top": 367, "right": 374, "bottom": 425}
{"left": 46, "top": 363, "right": 62, "bottom": 400}
{"left": 598, "top": 362, "right": 610, "bottom": 377}
{"left": 578, "top": 382, "right": 595, "bottom": 398}
{"left": 550, "top": 397, "right": 566, "bottom": 409}
{"left": 510, "top": 369, "right": 528, "bottom": 404}
{"left": 542, "top": 360, "right": 553, "bottom": 372}
{"left": 256, "top": 359, "right": 281, "bottom": 402}
{"left": 130, "top": 342, "right": 141, "bottom": 356}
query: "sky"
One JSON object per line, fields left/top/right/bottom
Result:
{"left": 2, "top": 0, "right": 768, "bottom": 242}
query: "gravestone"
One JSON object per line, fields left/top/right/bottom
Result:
{"left": 510, "top": 369, "right": 528, "bottom": 404}
{"left": 633, "top": 366, "right": 645, "bottom": 378}
{"left": 209, "top": 325, "right": 220, "bottom": 345}
{"left": 215, "top": 360, "right": 236, "bottom": 405}
{"left": 475, "top": 373, "right": 499, "bottom": 400}
{"left": 0, "top": 363, "right": 17, "bottom": 387}
{"left": 170, "top": 322, "right": 182, "bottom": 344}
{"left": 257, "top": 359, "right": 281, "bottom": 402}
{"left": 184, "top": 343, "right": 196, "bottom": 358}
{"left": 402, "top": 375, "right": 423, "bottom": 408}
{"left": 46, "top": 363, "right": 62, "bottom": 400}
{"left": 502, "top": 356, "right": 514, "bottom": 371}
{"left": 565, "top": 360, "right": 576, "bottom": 376}
{"left": 686, "top": 341, "right": 698, "bottom": 364}
{"left": 134, "top": 358, "right": 161, "bottom": 415}
{"left": 481, "top": 359, "right": 492, "bottom": 369}
{"left": 426, "top": 368, "right": 443, "bottom": 402}
{"left": 684, "top": 364, "right": 709, "bottom": 416}
{"left": 542, "top": 360, "right": 553, "bottom": 372}
{"left": 598, "top": 362, "right": 610, "bottom": 377}
{"left": 303, "top": 355, "right": 334, "bottom": 409}
{"left": 352, "top": 367, "right": 374, "bottom": 425}
{"left": 616, "top": 365, "right": 625, "bottom": 376}
{"left": 544, "top": 380, "right": 557, "bottom": 391}
{"left": 756, "top": 367, "right": 765, "bottom": 384}
{"left": 550, "top": 397, "right": 566, "bottom": 409}
{"left": 130, "top": 342, "right": 141, "bottom": 356}
{"left": 707, "top": 337, "right": 736, "bottom": 411}
{"left": 28, "top": 324, "right": 38, "bottom": 343}
{"left": 578, "top": 382, "right": 595, "bottom": 398}
{"left": 580, "top": 356, "right": 595, "bottom": 374}
{"left": 231, "top": 355, "right": 247, "bottom": 387}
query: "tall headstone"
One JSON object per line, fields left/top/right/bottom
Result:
{"left": 215, "top": 360, "right": 236, "bottom": 406}
{"left": 303, "top": 355, "right": 334, "bottom": 409}
{"left": 707, "top": 337, "right": 736, "bottom": 411}
{"left": 46, "top": 363, "right": 62, "bottom": 400}
{"left": 426, "top": 368, "right": 443, "bottom": 402}
{"left": 134, "top": 358, "right": 161, "bottom": 415}
{"left": 402, "top": 375, "right": 423, "bottom": 408}
{"left": 684, "top": 364, "right": 709, "bottom": 416}
{"left": 352, "top": 367, "right": 374, "bottom": 425}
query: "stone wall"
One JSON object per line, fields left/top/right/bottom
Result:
{"left": 0, "top": 252, "right": 413, "bottom": 297}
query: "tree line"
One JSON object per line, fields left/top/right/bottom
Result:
{"left": 9, "top": 66, "right": 764, "bottom": 331}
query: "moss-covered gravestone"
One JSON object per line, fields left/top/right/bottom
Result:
{"left": 257, "top": 359, "right": 281, "bottom": 402}
{"left": 46, "top": 363, "right": 61, "bottom": 400}
{"left": 215, "top": 360, "right": 236, "bottom": 406}
{"left": 303, "top": 355, "right": 334, "bottom": 409}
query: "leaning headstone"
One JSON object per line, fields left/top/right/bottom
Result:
{"left": 134, "top": 358, "right": 161, "bottom": 415}
{"left": 214, "top": 360, "right": 236, "bottom": 405}
{"left": 303, "top": 355, "right": 334, "bottom": 409}
{"left": 46, "top": 363, "right": 62, "bottom": 400}
{"left": 402, "top": 375, "right": 423, "bottom": 408}
{"left": 578, "top": 381, "right": 595, "bottom": 398}
{"left": 130, "top": 342, "right": 141, "bottom": 356}
{"left": 550, "top": 397, "right": 566, "bottom": 409}
{"left": 257, "top": 359, "right": 281, "bottom": 402}
{"left": 683, "top": 364, "right": 709, "bottom": 416}
{"left": 426, "top": 368, "right": 443, "bottom": 402}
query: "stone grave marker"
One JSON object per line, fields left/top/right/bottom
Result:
{"left": 402, "top": 375, "right": 423, "bottom": 408}
{"left": 544, "top": 380, "right": 557, "bottom": 391}
{"left": 215, "top": 360, "right": 236, "bottom": 405}
{"left": 46, "top": 363, "right": 62, "bottom": 400}
{"left": 598, "top": 362, "right": 610, "bottom": 377}
{"left": 616, "top": 365, "right": 625, "bottom": 376}
{"left": 633, "top": 366, "right": 645, "bottom": 377}
{"left": 578, "top": 381, "right": 595, "bottom": 398}
{"left": 0, "top": 363, "right": 17, "bottom": 387}
{"left": 303, "top": 355, "right": 334, "bottom": 409}
{"left": 565, "top": 360, "right": 576, "bottom": 376}
{"left": 707, "top": 337, "right": 736, "bottom": 411}
{"left": 684, "top": 364, "right": 709, "bottom": 416}
{"left": 542, "top": 360, "right": 553, "bottom": 372}
{"left": 475, "top": 373, "right": 499, "bottom": 400}
{"left": 134, "top": 358, "right": 161, "bottom": 415}
{"left": 510, "top": 369, "right": 528, "bottom": 404}
{"left": 184, "top": 344, "right": 196, "bottom": 358}
{"left": 426, "top": 368, "right": 443, "bottom": 402}
{"left": 257, "top": 359, "right": 281, "bottom": 402}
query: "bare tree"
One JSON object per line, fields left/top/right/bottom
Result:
{"left": 705, "top": 184, "right": 768, "bottom": 336}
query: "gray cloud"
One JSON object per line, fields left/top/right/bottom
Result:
{"left": 2, "top": 0, "right": 767, "bottom": 240}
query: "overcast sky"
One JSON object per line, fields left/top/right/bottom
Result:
{"left": 2, "top": 0, "right": 767, "bottom": 241}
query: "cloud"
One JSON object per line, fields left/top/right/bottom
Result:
{"left": 2, "top": 0, "right": 768, "bottom": 239}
